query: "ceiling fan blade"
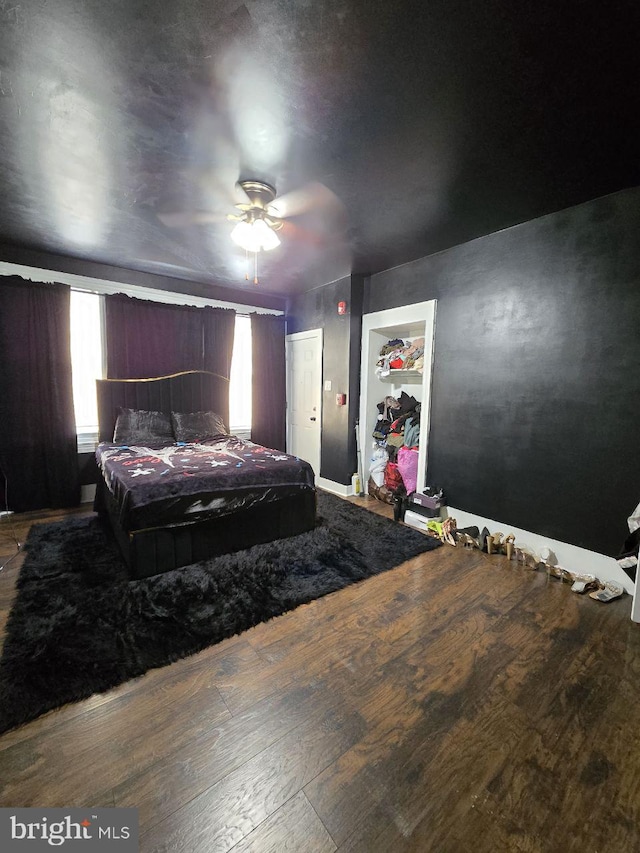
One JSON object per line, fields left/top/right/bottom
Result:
{"left": 157, "top": 211, "right": 225, "bottom": 228}
{"left": 267, "top": 182, "right": 340, "bottom": 219}
{"left": 278, "top": 219, "right": 326, "bottom": 247}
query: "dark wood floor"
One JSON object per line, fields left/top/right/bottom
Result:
{"left": 1, "top": 496, "right": 639, "bottom": 852}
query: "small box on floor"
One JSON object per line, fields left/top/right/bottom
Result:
{"left": 409, "top": 489, "right": 444, "bottom": 511}
{"left": 405, "top": 499, "right": 441, "bottom": 519}
{"left": 404, "top": 510, "right": 445, "bottom": 537}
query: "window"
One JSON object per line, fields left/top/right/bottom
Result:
{"left": 229, "top": 315, "right": 252, "bottom": 433}
{"left": 69, "top": 294, "right": 253, "bottom": 445}
{"left": 70, "top": 290, "right": 103, "bottom": 450}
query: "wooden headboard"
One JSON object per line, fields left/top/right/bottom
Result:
{"left": 96, "top": 370, "right": 230, "bottom": 442}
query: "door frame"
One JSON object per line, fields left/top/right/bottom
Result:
{"left": 285, "top": 328, "right": 323, "bottom": 478}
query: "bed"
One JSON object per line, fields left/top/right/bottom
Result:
{"left": 94, "top": 370, "right": 316, "bottom": 578}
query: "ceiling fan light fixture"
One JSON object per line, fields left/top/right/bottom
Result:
{"left": 230, "top": 220, "right": 260, "bottom": 253}
{"left": 252, "top": 217, "right": 281, "bottom": 250}
{"left": 230, "top": 216, "right": 280, "bottom": 253}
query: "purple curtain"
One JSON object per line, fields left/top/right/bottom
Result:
{"left": 105, "top": 294, "right": 235, "bottom": 379}
{"left": 202, "top": 305, "right": 236, "bottom": 379}
{"left": 0, "top": 277, "right": 79, "bottom": 511}
{"left": 251, "top": 313, "right": 286, "bottom": 451}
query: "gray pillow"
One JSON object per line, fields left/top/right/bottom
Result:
{"left": 113, "top": 408, "right": 174, "bottom": 445}
{"left": 171, "top": 410, "right": 228, "bottom": 442}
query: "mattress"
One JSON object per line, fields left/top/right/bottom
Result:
{"left": 96, "top": 436, "right": 315, "bottom": 531}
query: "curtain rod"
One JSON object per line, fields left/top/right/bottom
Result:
{"left": 0, "top": 262, "right": 283, "bottom": 316}
{"left": 72, "top": 288, "right": 253, "bottom": 318}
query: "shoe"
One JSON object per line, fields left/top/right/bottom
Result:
{"left": 516, "top": 548, "right": 540, "bottom": 570}
{"left": 441, "top": 517, "right": 457, "bottom": 546}
{"left": 570, "top": 575, "right": 599, "bottom": 594}
{"left": 455, "top": 526, "right": 480, "bottom": 548}
{"left": 546, "top": 564, "right": 574, "bottom": 582}
{"left": 477, "top": 527, "right": 490, "bottom": 552}
{"left": 589, "top": 582, "right": 624, "bottom": 602}
{"left": 504, "top": 533, "right": 516, "bottom": 560}
{"left": 487, "top": 532, "right": 504, "bottom": 555}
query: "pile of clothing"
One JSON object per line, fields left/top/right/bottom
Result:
{"left": 375, "top": 337, "right": 425, "bottom": 378}
{"left": 373, "top": 391, "right": 421, "bottom": 454}
{"left": 368, "top": 391, "right": 421, "bottom": 503}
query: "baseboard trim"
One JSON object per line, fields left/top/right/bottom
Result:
{"left": 447, "top": 505, "right": 635, "bottom": 598}
{"left": 316, "top": 477, "right": 351, "bottom": 497}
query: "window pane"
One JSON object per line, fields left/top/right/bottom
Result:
{"left": 229, "top": 315, "right": 252, "bottom": 432}
{"left": 70, "top": 291, "right": 103, "bottom": 433}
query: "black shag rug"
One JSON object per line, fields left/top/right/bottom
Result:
{"left": 0, "top": 492, "right": 440, "bottom": 733}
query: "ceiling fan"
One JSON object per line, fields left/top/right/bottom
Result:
{"left": 157, "top": 179, "right": 342, "bottom": 283}
{"left": 226, "top": 180, "right": 284, "bottom": 253}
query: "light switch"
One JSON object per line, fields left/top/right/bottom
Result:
{"left": 324, "top": 380, "right": 332, "bottom": 391}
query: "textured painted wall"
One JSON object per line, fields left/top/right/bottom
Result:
{"left": 287, "top": 276, "right": 363, "bottom": 485}
{"left": 365, "top": 188, "right": 640, "bottom": 556}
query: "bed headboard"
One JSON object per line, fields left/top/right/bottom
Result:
{"left": 96, "top": 370, "right": 230, "bottom": 443}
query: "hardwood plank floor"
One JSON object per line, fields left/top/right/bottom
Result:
{"left": 1, "top": 495, "right": 639, "bottom": 852}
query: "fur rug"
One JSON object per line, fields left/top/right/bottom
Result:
{"left": 0, "top": 492, "right": 440, "bottom": 733}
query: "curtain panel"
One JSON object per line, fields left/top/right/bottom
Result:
{"left": 105, "top": 294, "right": 236, "bottom": 380}
{"left": 0, "top": 277, "right": 79, "bottom": 511}
{"left": 251, "top": 313, "right": 286, "bottom": 451}
{"left": 202, "top": 305, "right": 236, "bottom": 379}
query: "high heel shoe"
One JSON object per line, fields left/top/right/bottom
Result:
{"left": 487, "top": 532, "right": 503, "bottom": 555}
{"left": 454, "top": 526, "right": 480, "bottom": 548}
{"left": 462, "top": 533, "right": 480, "bottom": 549}
{"left": 504, "top": 533, "right": 516, "bottom": 560}
{"left": 441, "top": 517, "right": 457, "bottom": 546}
{"left": 516, "top": 548, "right": 540, "bottom": 570}
{"left": 546, "top": 563, "right": 573, "bottom": 582}
{"left": 475, "top": 527, "right": 490, "bottom": 552}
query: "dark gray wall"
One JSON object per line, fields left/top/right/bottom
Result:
{"left": 288, "top": 275, "right": 364, "bottom": 485}
{"left": 365, "top": 188, "right": 640, "bottom": 556}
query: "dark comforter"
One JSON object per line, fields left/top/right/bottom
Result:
{"left": 96, "top": 437, "right": 315, "bottom": 531}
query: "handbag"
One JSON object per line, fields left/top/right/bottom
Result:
{"left": 384, "top": 461, "right": 405, "bottom": 495}
{"left": 397, "top": 446, "right": 419, "bottom": 494}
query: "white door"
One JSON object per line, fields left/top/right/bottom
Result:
{"left": 286, "top": 329, "right": 322, "bottom": 478}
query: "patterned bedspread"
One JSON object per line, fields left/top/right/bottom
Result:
{"left": 96, "top": 436, "right": 315, "bottom": 531}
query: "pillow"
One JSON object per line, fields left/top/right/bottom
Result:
{"left": 113, "top": 408, "right": 174, "bottom": 445}
{"left": 171, "top": 410, "right": 228, "bottom": 443}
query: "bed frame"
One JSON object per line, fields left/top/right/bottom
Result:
{"left": 97, "top": 370, "right": 231, "bottom": 443}
{"left": 95, "top": 371, "right": 316, "bottom": 579}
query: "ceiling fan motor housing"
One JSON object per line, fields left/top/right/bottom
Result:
{"left": 238, "top": 180, "right": 277, "bottom": 208}
{"left": 235, "top": 180, "right": 283, "bottom": 230}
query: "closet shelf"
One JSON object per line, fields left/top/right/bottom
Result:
{"left": 378, "top": 369, "right": 423, "bottom": 382}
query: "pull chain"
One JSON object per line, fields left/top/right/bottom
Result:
{"left": 245, "top": 249, "right": 249, "bottom": 281}
{"left": 254, "top": 251, "right": 259, "bottom": 285}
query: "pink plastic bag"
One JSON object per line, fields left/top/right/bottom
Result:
{"left": 397, "top": 446, "right": 419, "bottom": 494}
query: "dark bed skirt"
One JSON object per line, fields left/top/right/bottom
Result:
{"left": 96, "top": 483, "right": 317, "bottom": 579}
